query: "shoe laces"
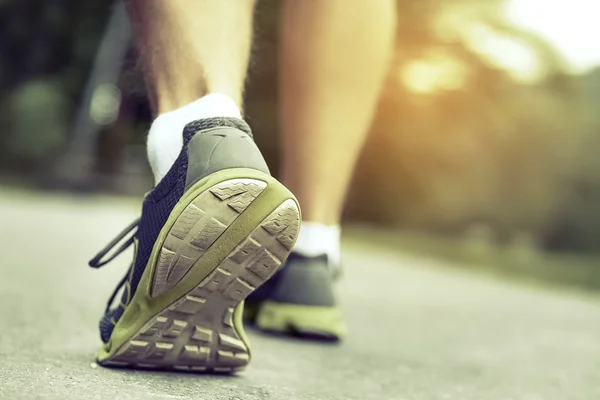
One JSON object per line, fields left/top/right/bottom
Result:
{"left": 88, "top": 218, "right": 140, "bottom": 313}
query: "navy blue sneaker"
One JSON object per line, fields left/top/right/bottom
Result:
{"left": 89, "top": 117, "right": 300, "bottom": 372}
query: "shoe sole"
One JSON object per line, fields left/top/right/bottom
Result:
{"left": 255, "top": 301, "right": 347, "bottom": 341}
{"left": 97, "top": 168, "right": 300, "bottom": 373}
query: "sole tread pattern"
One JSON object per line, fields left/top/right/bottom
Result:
{"left": 152, "top": 179, "right": 267, "bottom": 298}
{"left": 103, "top": 185, "right": 300, "bottom": 373}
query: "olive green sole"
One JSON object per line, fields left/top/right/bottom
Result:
{"left": 254, "top": 301, "right": 347, "bottom": 341}
{"left": 97, "top": 168, "right": 300, "bottom": 373}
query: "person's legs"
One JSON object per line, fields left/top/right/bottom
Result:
{"left": 91, "top": 0, "right": 301, "bottom": 371}
{"left": 129, "top": 0, "right": 254, "bottom": 112}
{"left": 279, "top": 0, "right": 397, "bottom": 265}
{"left": 246, "top": 0, "right": 396, "bottom": 340}
{"left": 127, "top": 0, "right": 256, "bottom": 183}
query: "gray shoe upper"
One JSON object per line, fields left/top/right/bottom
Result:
{"left": 248, "top": 253, "right": 337, "bottom": 307}
{"left": 185, "top": 122, "right": 270, "bottom": 190}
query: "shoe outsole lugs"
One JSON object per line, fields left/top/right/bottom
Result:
{"left": 97, "top": 169, "right": 300, "bottom": 373}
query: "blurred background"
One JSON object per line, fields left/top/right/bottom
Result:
{"left": 1, "top": 0, "right": 599, "bottom": 287}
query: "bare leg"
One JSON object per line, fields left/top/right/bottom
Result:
{"left": 127, "top": 0, "right": 257, "bottom": 114}
{"left": 126, "top": 0, "right": 257, "bottom": 183}
{"left": 279, "top": 0, "right": 396, "bottom": 224}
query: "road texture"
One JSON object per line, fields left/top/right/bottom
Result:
{"left": 0, "top": 188, "right": 599, "bottom": 400}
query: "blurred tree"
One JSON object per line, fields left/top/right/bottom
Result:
{"left": 0, "top": 0, "right": 598, "bottom": 253}
{"left": 344, "top": 0, "right": 595, "bottom": 252}
{"left": 0, "top": 0, "right": 111, "bottom": 170}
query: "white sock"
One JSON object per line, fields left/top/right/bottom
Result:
{"left": 147, "top": 93, "right": 242, "bottom": 184}
{"left": 293, "top": 221, "right": 341, "bottom": 269}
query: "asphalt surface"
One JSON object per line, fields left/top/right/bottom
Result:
{"left": 0, "top": 189, "right": 599, "bottom": 400}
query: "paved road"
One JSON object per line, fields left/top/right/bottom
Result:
{"left": 0, "top": 189, "right": 599, "bottom": 400}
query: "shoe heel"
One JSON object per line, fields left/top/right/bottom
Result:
{"left": 100, "top": 174, "right": 300, "bottom": 372}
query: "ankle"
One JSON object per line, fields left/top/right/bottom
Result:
{"left": 293, "top": 221, "right": 341, "bottom": 268}
{"left": 147, "top": 93, "right": 242, "bottom": 184}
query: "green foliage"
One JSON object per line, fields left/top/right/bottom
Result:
{"left": 0, "top": 0, "right": 598, "bottom": 253}
{"left": 7, "top": 79, "right": 69, "bottom": 161}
